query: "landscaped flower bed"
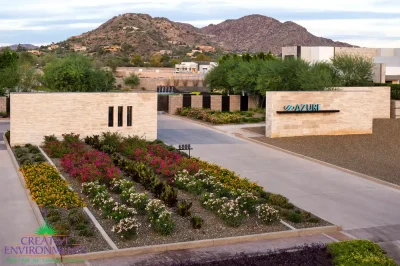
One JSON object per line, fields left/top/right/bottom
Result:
{"left": 176, "top": 107, "right": 265, "bottom": 124}
{"left": 38, "top": 132, "right": 331, "bottom": 249}
{"left": 8, "top": 139, "right": 111, "bottom": 253}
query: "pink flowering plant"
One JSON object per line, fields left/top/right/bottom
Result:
{"left": 61, "top": 150, "right": 122, "bottom": 184}
{"left": 217, "top": 199, "right": 249, "bottom": 227}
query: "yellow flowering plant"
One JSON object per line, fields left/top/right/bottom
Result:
{"left": 20, "top": 163, "right": 86, "bottom": 208}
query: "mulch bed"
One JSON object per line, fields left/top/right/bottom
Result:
{"left": 246, "top": 119, "right": 400, "bottom": 186}
{"left": 50, "top": 158, "right": 289, "bottom": 249}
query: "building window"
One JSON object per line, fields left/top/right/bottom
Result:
{"left": 108, "top": 107, "right": 114, "bottom": 127}
{"left": 127, "top": 106, "right": 132, "bottom": 127}
{"left": 118, "top": 106, "right": 123, "bottom": 127}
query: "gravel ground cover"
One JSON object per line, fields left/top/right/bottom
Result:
{"left": 245, "top": 119, "right": 400, "bottom": 186}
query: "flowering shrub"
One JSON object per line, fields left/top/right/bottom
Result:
{"left": 201, "top": 193, "right": 228, "bottom": 211}
{"left": 120, "top": 187, "right": 136, "bottom": 203}
{"left": 81, "top": 181, "right": 107, "bottom": 198}
{"left": 127, "top": 144, "right": 199, "bottom": 178}
{"left": 110, "top": 178, "right": 134, "bottom": 194}
{"left": 146, "top": 199, "right": 175, "bottom": 235}
{"left": 126, "top": 193, "right": 149, "bottom": 214}
{"left": 217, "top": 200, "right": 249, "bottom": 227}
{"left": 107, "top": 202, "right": 136, "bottom": 221}
{"left": 20, "top": 163, "right": 85, "bottom": 208}
{"left": 256, "top": 204, "right": 279, "bottom": 224}
{"left": 232, "top": 190, "right": 259, "bottom": 214}
{"left": 61, "top": 150, "right": 122, "bottom": 184}
{"left": 111, "top": 217, "right": 141, "bottom": 240}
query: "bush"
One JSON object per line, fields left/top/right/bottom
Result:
{"left": 256, "top": 204, "right": 279, "bottom": 224}
{"left": 268, "top": 194, "right": 289, "bottom": 208}
{"left": 286, "top": 211, "right": 303, "bottom": 223}
{"left": 177, "top": 200, "right": 192, "bottom": 217}
{"left": 111, "top": 217, "right": 140, "bottom": 240}
{"left": 124, "top": 73, "right": 140, "bottom": 89}
{"left": 217, "top": 200, "right": 248, "bottom": 227}
{"left": 190, "top": 215, "right": 204, "bottom": 229}
{"left": 126, "top": 193, "right": 149, "bottom": 214}
{"left": 146, "top": 199, "right": 175, "bottom": 235}
{"left": 328, "top": 240, "right": 396, "bottom": 266}
{"left": 67, "top": 208, "right": 89, "bottom": 226}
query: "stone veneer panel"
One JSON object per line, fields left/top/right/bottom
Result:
{"left": 191, "top": 95, "right": 203, "bottom": 109}
{"left": 168, "top": 95, "right": 183, "bottom": 114}
{"left": 0, "top": 97, "right": 6, "bottom": 113}
{"left": 339, "top": 87, "right": 391, "bottom": 119}
{"left": 391, "top": 100, "right": 400, "bottom": 118}
{"left": 210, "top": 95, "right": 222, "bottom": 111}
{"left": 229, "top": 95, "right": 241, "bottom": 112}
{"left": 265, "top": 89, "right": 383, "bottom": 138}
{"left": 10, "top": 92, "right": 157, "bottom": 146}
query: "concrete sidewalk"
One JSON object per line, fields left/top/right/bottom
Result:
{"left": 0, "top": 122, "right": 55, "bottom": 266}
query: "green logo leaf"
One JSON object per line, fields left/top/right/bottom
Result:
{"left": 35, "top": 223, "right": 57, "bottom": 236}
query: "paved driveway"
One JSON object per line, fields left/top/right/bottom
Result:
{"left": 158, "top": 115, "right": 400, "bottom": 231}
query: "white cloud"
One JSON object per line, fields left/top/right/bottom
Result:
{"left": 177, "top": 20, "right": 224, "bottom": 27}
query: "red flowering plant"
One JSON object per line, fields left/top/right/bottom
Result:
{"left": 61, "top": 149, "right": 121, "bottom": 184}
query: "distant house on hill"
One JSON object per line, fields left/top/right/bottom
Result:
{"left": 198, "top": 46, "right": 215, "bottom": 53}
{"left": 103, "top": 45, "right": 121, "bottom": 52}
{"left": 73, "top": 45, "right": 87, "bottom": 52}
{"left": 28, "top": 50, "right": 43, "bottom": 56}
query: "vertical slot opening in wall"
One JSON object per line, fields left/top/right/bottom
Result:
{"left": 108, "top": 107, "right": 114, "bottom": 127}
{"left": 127, "top": 106, "right": 132, "bottom": 127}
{"left": 118, "top": 106, "right": 123, "bottom": 127}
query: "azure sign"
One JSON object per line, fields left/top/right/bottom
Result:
{"left": 277, "top": 104, "right": 340, "bottom": 114}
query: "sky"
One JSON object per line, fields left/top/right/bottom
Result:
{"left": 1, "top": 0, "right": 400, "bottom": 48}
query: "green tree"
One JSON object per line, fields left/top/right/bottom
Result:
{"left": 195, "top": 53, "right": 211, "bottom": 62}
{"left": 19, "top": 52, "right": 36, "bottom": 66}
{"left": 130, "top": 54, "right": 144, "bottom": 66}
{"left": 149, "top": 54, "right": 162, "bottom": 67}
{"left": 161, "top": 54, "right": 170, "bottom": 62}
{"left": 332, "top": 54, "right": 374, "bottom": 86}
{"left": 171, "top": 59, "right": 180, "bottom": 65}
{"left": 43, "top": 54, "right": 115, "bottom": 92}
{"left": 0, "top": 48, "right": 20, "bottom": 93}
{"left": 18, "top": 65, "right": 40, "bottom": 91}
{"left": 124, "top": 73, "right": 140, "bottom": 89}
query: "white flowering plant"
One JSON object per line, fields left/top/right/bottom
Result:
{"left": 145, "top": 199, "right": 175, "bottom": 235}
{"left": 107, "top": 202, "right": 137, "bottom": 221}
{"left": 110, "top": 178, "right": 135, "bottom": 194}
{"left": 111, "top": 217, "right": 141, "bottom": 240}
{"left": 201, "top": 192, "right": 228, "bottom": 211}
{"left": 120, "top": 187, "right": 136, "bottom": 203}
{"left": 82, "top": 181, "right": 107, "bottom": 198}
{"left": 256, "top": 204, "right": 279, "bottom": 224}
{"left": 232, "top": 189, "right": 259, "bottom": 214}
{"left": 173, "top": 170, "right": 191, "bottom": 190}
{"left": 217, "top": 199, "right": 249, "bottom": 227}
{"left": 126, "top": 193, "right": 149, "bottom": 214}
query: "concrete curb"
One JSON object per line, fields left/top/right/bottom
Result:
{"left": 39, "top": 147, "right": 119, "bottom": 251}
{"left": 236, "top": 131, "right": 400, "bottom": 192}
{"left": 61, "top": 225, "right": 341, "bottom": 262}
{"left": 3, "top": 132, "right": 62, "bottom": 262}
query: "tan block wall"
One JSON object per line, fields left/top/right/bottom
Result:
{"left": 373, "top": 64, "right": 386, "bottom": 83}
{"left": 391, "top": 100, "right": 400, "bottom": 118}
{"left": 10, "top": 92, "right": 157, "bottom": 146}
{"left": 229, "top": 95, "right": 241, "bottom": 112}
{"left": 266, "top": 90, "right": 376, "bottom": 138}
{"left": 210, "top": 95, "right": 222, "bottom": 111}
{"left": 248, "top": 96, "right": 259, "bottom": 109}
{"left": 191, "top": 95, "right": 203, "bottom": 109}
{"left": 334, "top": 47, "right": 378, "bottom": 59}
{"left": 340, "top": 87, "right": 391, "bottom": 118}
{"left": 0, "top": 97, "right": 6, "bottom": 113}
{"left": 168, "top": 95, "right": 183, "bottom": 114}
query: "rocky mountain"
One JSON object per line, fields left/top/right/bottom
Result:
{"left": 66, "top": 13, "right": 353, "bottom": 55}
{"left": 0, "top": 44, "right": 38, "bottom": 51}
{"left": 200, "top": 15, "right": 352, "bottom": 53}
